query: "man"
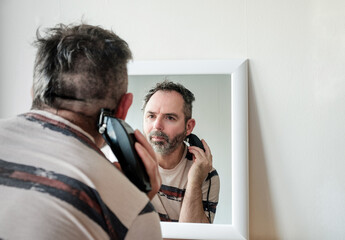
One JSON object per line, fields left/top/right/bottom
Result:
{"left": 142, "top": 81, "right": 220, "bottom": 223}
{"left": 0, "top": 23, "right": 162, "bottom": 239}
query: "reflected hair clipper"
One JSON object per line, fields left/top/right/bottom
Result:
{"left": 185, "top": 133, "right": 205, "bottom": 160}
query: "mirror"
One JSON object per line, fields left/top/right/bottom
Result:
{"left": 126, "top": 74, "right": 231, "bottom": 224}
{"left": 104, "top": 59, "right": 248, "bottom": 239}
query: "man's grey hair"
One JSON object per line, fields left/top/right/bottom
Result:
{"left": 32, "top": 23, "right": 132, "bottom": 116}
{"left": 142, "top": 81, "right": 195, "bottom": 122}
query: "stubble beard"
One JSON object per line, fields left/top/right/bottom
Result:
{"left": 147, "top": 130, "right": 187, "bottom": 155}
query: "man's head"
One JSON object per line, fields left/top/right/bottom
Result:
{"left": 142, "top": 81, "right": 195, "bottom": 123}
{"left": 142, "top": 81, "right": 196, "bottom": 155}
{"left": 31, "top": 23, "right": 132, "bottom": 118}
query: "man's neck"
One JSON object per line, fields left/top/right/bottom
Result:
{"left": 157, "top": 144, "right": 186, "bottom": 169}
{"left": 42, "top": 107, "right": 104, "bottom": 148}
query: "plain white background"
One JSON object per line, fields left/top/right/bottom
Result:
{"left": 1, "top": 0, "right": 344, "bottom": 239}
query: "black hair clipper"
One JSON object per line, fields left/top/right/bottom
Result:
{"left": 185, "top": 133, "right": 205, "bottom": 160}
{"left": 98, "top": 109, "right": 151, "bottom": 193}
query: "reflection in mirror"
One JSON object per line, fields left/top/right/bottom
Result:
{"left": 125, "top": 74, "right": 232, "bottom": 224}
{"left": 105, "top": 59, "right": 248, "bottom": 239}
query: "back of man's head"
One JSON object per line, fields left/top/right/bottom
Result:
{"left": 32, "top": 23, "right": 132, "bottom": 117}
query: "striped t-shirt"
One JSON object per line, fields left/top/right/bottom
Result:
{"left": 0, "top": 110, "right": 162, "bottom": 240}
{"left": 151, "top": 146, "right": 220, "bottom": 223}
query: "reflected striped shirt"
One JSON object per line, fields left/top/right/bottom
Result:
{"left": 151, "top": 147, "right": 220, "bottom": 223}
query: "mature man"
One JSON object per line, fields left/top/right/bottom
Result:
{"left": 142, "top": 81, "right": 220, "bottom": 223}
{"left": 0, "top": 23, "right": 162, "bottom": 239}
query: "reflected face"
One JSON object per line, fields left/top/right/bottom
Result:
{"left": 143, "top": 90, "right": 187, "bottom": 155}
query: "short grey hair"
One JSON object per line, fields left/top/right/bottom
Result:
{"left": 32, "top": 23, "right": 132, "bottom": 116}
{"left": 142, "top": 81, "right": 195, "bottom": 122}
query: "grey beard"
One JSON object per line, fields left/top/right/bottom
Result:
{"left": 148, "top": 130, "right": 186, "bottom": 155}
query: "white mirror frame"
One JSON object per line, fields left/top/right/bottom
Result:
{"left": 127, "top": 59, "right": 248, "bottom": 240}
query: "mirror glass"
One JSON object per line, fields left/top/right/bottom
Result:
{"left": 104, "top": 59, "right": 248, "bottom": 239}
{"left": 126, "top": 74, "right": 232, "bottom": 224}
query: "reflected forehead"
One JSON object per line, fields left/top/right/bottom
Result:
{"left": 145, "top": 90, "right": 184, "bottom": 115}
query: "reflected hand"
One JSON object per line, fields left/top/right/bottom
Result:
{"left": 134, "top": 129, "right": 162, "bottom": 200}
{"left": 187, "top": 139, "right": 213, "bottom": 187}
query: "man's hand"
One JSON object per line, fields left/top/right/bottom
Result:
{"left": 187, "top": 139, "right": 213, "bottom": 186}
{"left": 179, "top": 139, "right": 213, "bottom": 223}
{"left": 134, "top": 130, "right": 162, "bottom": 200}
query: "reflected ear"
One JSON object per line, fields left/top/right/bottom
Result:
{"left": 186, "top": 118, "right": 196, "bottom": 136}
{"left": 115, "top": 93, "right": 133, "bottom": 120}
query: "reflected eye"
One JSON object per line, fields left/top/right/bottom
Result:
{"left": 166, "top": 116, "right": 176, "bottom": 121}
{"left": 147, "top": 114, "right": 155, "bottom": 119}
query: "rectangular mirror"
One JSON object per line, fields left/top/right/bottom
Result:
{"left": 126, "top": 74, "right": 231, "bottom": 224}
{"left": 125, "top": 59, "right": 249, "bottom": 240}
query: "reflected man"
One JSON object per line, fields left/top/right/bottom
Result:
{"left": 142, "top": 81, "right": 220, "bottom": 223}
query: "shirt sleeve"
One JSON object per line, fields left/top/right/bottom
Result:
{"left": 202, "top": 169, "right": 220, "bottom": 223}
{"left": 125, "top": 210, "right": 162, "bottom": 240}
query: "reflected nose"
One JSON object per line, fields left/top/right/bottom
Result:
{"left": 153, "top": 116, "right": 164, "bottom": 131}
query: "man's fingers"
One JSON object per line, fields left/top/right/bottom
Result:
{"left": 201, "top": 139, "right": 212, "bottom": 159}
{"left": 134, "top": 129, "right": 162, "bottom": 199}
{"left": 188, "top": 145, "right": 212, "bottom": 163}
{"left": 135, "top": 141, "right": 162, "bottom": 200}
{"left": 112, "top": 162, "right": 122, "bottom": 171}
{"left": 188, "top": 145, "right": 213, "bottom": 175}
{"left": 134, "top": 130, "right": 156, "bottom": 160}
{"left": 188, "top": 146, "right": 204, "bottom": 160}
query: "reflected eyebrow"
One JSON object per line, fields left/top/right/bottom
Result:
{"left": 164, "top": 113, "right": 179, "bottom": 118}
{"left": 146, "top": 111, "right": 156, "bottom": 115}
{"left": 145, "top": 111, "right": 179, "bottom": 118}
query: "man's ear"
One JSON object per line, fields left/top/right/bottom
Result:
{"left": 115, "top": 93, "right": 133, "bottom": 120}
{"left": 186, "top": 118, "right": 196, "bottom": 136}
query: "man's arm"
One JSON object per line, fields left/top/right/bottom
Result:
{"left": 179, "top": 177, "right": 210, "bottom": 223}
{"left": 179, "top": 139, "right": 213, "bottom": 223}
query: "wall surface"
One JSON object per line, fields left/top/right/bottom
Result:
{"left": 1, "top": 0, "right": 345, "bottom": 239}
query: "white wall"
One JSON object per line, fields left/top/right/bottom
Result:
{"left": 247, "top": 1, "right": 345, "bottom": 239}
{"left": 1, "top": 0, "right": 345, "bottom": 239}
